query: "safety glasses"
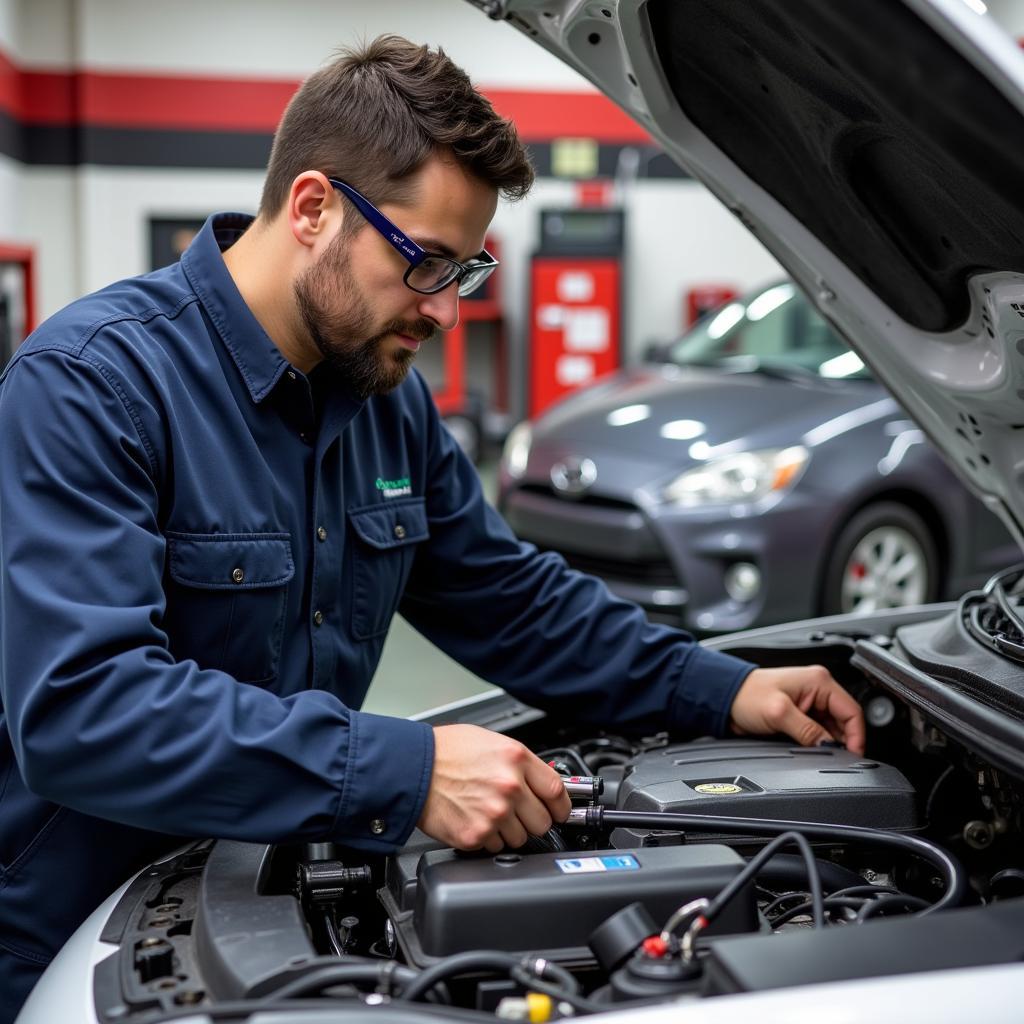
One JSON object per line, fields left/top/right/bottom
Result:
{"left": 328, "top": 178, "right": 498, "bottom": 297}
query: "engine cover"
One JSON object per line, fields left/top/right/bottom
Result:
{"left": 611, "top": 738, "right": 917, "bottom": 847}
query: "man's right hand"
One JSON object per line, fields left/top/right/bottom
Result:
{"left": 417, "top": 724, "right": 572, "bottom": 853}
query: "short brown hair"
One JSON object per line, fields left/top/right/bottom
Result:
{"left": 259, "top": 35, "right": 534, "bottom": 218}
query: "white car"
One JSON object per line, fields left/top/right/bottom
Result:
{"left": 20, "top": 1, "right": 1024, "bottom": 1021}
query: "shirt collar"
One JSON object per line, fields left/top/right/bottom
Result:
{"left": 180, "top": 213, "right": 290, "bottom": 404}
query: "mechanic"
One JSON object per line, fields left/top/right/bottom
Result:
{"left": 0, "top": 36, "right": 865, "bottom": 1020}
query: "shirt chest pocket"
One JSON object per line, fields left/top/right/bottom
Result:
{"left": 348, "top": 499, "right": 429, "bottom": 640}
{"left": 163, "top": 532, "right": 294, "bottom": 684}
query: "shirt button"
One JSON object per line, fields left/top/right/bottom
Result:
{"left": 394, "top": 524, "right": 406, "bottom": 540}
{"left": 317, "top": 526, "right": 327, "bottom": 542}
{"left": 286, "top": 370, "right": 297, "bottom": 381}
{"left": 231, "top": 567, "right": 245, "bottom": 584}
{"left": 300, "top": 432, "right": 310, "bottom": 444}
{"left": 313, "top": 610, "right": 324, "bottom": 626}
{"left": 370, "top": 818, "right": 386, "bottom": 835}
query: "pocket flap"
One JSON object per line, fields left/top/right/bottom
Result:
{"left": 348, "top": 498, "right": 429, "bottom": 550}
{"left": 167, "top": 533, "right": 295, "bottom": 589}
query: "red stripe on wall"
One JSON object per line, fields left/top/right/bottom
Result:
{"left": 78, "top": 72, "right": 299, "bottom": 132}
{"left": 0, "top": 47, "right": 650, "bottom": 143}
{"left": 484, "top": 88, "right": 650, "bottom": 144}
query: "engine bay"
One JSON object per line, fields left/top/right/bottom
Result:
{"left": 92, "top": 598, "right": 1024, "bottom": 1021}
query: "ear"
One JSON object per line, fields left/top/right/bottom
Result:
{"left": 286, "top": 171, "right": 341, "bottom": 250}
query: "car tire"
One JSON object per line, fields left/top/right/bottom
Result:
{"left": 821, "top": 502, "right": 939, "bottom": 616}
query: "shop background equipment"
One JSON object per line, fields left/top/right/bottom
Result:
{"left": 528, "top": 208, "right": 624, "bottom": 418}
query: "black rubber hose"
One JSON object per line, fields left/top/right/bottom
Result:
{"left": 262, "top": 961, "right": 420, "bottom": 1000}
{"left": 399, "top": 951, "right": 520, "bottom": 1003}
{"left": 570, "top": 808, "right": 967, "bottom": 913}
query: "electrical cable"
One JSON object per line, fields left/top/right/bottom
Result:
{"left": 564, "top": 807, "right": 967, "bottom": 913}
{"left": 704, "top": 831, "right": 824, "bottom": 930}
{"left": 762, "top": 890, "right": 812, "bottom": 917}
{"left": 827, "top": 884, "right": 900, "bottom": 901}
{"left": 770, "top": 895, "right": 872, "bottom": 928}
{"left": 508, "top": 963, "right": 606, "bottom": 1015}
{"left": 856, "top": 893, "right": 931, "bottom": 922}
{"left": 323, "top": 912, "right": 344, "bottom": 958}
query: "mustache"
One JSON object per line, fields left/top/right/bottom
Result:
{"left": 381, "top": 318, "right": 437, "bottom": 344}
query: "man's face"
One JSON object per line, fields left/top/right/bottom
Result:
{"left": 294, "top": 156, "right": 498, "bottom": 399}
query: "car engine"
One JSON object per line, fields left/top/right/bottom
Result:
{"left": 91, "top": 597, "right": 1024, "bottom": 1021}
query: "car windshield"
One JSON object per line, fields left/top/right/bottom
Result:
{"left": 667, "top": 282, "right": 872, "bottom": 380}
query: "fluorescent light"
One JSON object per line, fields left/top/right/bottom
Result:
{"left": 746, "top": 283, "right": 795, "bottom": 322}
{"left": 607, "top": 404, "right": 651, "bottom": 427}
{"left": 818, "top": 350, "right": 865, "bottom": 378}
{"left": 706, "top": 302, "right": 745, "bottom": 339}
{"left": 661, "top": 419, "right": 706, "bottom": 441}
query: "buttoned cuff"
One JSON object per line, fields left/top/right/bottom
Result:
{"left": 667, "top": 643, "right": 757, "bottom": 738}
{"left": 329, "top": 711, "right": 435, "bottom": 852}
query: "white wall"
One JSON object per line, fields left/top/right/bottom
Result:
{"left": 6, "top": 0, "right": 780, "bottom": 362}
{"left": 11, "top": 0, "right": 1023, "bottom": 363}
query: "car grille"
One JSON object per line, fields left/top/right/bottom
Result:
{"left": 517, "top": 482, "right": 638, "bottom": 512}
{"left": 544, "top": 546, "right": 680, "bottom": 587}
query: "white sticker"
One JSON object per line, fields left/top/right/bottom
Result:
{"left": 537, "top": 303, "right": 565, "bottom": 330}
{"left": 557, "top": 271, "right": 595, "bottom": 303}
{"left": 556, "top": 355, "right": 595, "bottom": 386}
{"left": 564, "top": 308, "right": 610, "bottom": 352}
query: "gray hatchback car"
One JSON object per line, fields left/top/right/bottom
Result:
{"left": 498, "top": 280, "right": 1017, "bottom": 634}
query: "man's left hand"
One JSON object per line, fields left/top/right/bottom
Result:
{"left": 729, "top": 665, "right": 866, "bottom": 755}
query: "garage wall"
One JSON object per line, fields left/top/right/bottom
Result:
{"left": 4, "top": 0, "right": 1024, "bottom": 375}
{"left": 2, "top": 0, "right": 786, "bottom": 370}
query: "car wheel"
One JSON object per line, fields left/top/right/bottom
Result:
{"left": 822, "top": 502, "right": 939, "bottom": 616}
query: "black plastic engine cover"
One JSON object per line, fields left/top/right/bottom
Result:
{"left": 384, "top": 844, "right": 757, "bottom": 966}
{"left": 611, "top": 739, "right": 917, "bottom": 846}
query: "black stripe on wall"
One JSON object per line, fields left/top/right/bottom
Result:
{"left": 0, "top": 122, "right": 690, "bottom": 180}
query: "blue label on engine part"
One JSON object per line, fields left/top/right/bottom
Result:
{"left": 555, "top": 855, "right": 640, "bottom": 874}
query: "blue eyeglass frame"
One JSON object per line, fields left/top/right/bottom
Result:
{"left": 328, "top": 177, "right": 498, "bottom": 296}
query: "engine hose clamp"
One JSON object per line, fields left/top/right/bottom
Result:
{"left": 659, "top": 898, "right": 711, "bottom": 963}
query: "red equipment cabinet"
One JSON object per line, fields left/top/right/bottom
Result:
{"left": 528, "top": 208, "right": 625, "bottom": 418}
{"left": 528, "top": 256, "right": 621, "bottom": 417}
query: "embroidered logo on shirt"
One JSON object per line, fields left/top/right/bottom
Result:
{"left": 376, "top": 476, "right": 412, "bottom": 499}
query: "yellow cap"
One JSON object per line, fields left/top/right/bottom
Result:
{"left": 526, "top": 991, "right": 554, "bottom": 1023}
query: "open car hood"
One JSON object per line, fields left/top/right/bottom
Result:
{"left": 472, "top": 0, "right": 1024, "bottom": 549}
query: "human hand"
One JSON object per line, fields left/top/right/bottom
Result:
{"left": 417, "top": 723, "right": 572, "bottom": 853}
{"left": 728, "top": 665, "right": 866, "bottom": 755}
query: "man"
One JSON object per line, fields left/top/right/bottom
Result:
{"left": 0, "top": 35, "right": 863, "bottom": 1018}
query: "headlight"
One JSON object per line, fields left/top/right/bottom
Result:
{"left": 663, "top": 446, "right": 809, "bottom": 507}
{"left": 502, "top": 421, "right": 533, "bottom": 479}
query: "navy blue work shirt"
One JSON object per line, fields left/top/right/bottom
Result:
{"left": 0, "top": 213, "right": 755, "bottom": 1002}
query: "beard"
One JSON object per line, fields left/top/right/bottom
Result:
{"left": 294, "top": 230, "right": 436, "bottom": 400}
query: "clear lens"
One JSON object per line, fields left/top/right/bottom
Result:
{"left": 457, "top": 263, "right": 496, "bottom": 297}
{"left": 663, "top": 446, "right": 809, "bottom": 507}
{"left": 407, "top": 256, "right": 460, "bottom": 293}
